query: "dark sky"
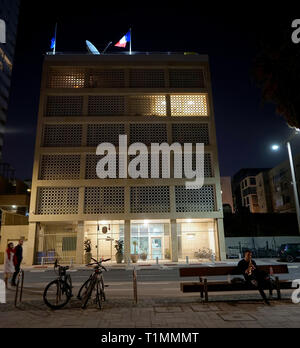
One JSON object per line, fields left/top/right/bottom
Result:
{"left": 3, "top": 1, "right": 300, "bottom": 180}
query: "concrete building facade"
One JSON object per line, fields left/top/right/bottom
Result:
{"left": 0, "top": 0, "right": 20, "bottom": 156}
{"left": 220, "top": 176, "right": 234, "bottom": 213}
{"left": 28, "top": 53, "right": 225, "bottom": 265}
{"left": 232, "top": 168, "right": 270, "bottom": 214}
{"left": 269, "top": 153, "right": 300, "bottom": 214}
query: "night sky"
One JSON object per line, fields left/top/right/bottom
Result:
{"left": 3, "top": 1, "right": 300, "bottom": 180}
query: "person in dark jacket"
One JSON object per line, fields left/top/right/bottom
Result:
{"left": 11, "top": 240, "right": 23, "bottom": 287}
{"left": 238, "top": 250, "right": 273, "bottom": 305}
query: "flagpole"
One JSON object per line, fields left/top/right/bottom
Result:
{"left": 129, "top": 28, "right": 132, "bottom": 55}
{"left": 53, "top": 23, "right": 57, "bottom": 55}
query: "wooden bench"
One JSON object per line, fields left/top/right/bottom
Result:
{"left": 179, "top": 264, "right": 293, "bottom": 302}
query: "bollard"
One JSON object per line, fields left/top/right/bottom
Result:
{"left": 127, "top": 256, "right": 131, "bottom": 267}
{"left": 156, "top": 257, "right": 159, "bottom": 265}
{"left": 133, "top": 267, "right": 138, "bottom": 304}
{"left": 186, "top": 256, "right": 189, "bottom": 265}
{"left": 0, "top": 280, "right": 6, "bottom": 304}
{"left": 70, "top": 258, "right": 74, "bottom": 269}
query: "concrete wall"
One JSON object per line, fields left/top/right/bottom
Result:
{"left": 0, "top": 225, "right": 30, "bottom": 265}
{"left": 226, "top": 236, "right": 300, "bottom": 258}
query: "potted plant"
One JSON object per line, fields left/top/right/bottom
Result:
{"left": 140, "top": 251, "right": 148, "bottom": 261}
{"left": 165, "top": 248, "right": 171, "bottom": 260}
{"left": 131, "top": 240, "right": 139, "bottom": 263}
{"left": 84, "top": 239, "right": 92, "bottom": 264}
{"left": 115, "top": 240, "right": 124, "bottom": 264}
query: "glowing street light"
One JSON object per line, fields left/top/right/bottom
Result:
{"left": 271, "top": 144, "right": 280, "bottom": 151}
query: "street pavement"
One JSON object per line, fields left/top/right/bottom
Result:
{"left": 1, "top": 259, "right": 300, "bottom": 328}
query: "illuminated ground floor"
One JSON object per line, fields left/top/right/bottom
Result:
{"left": 32, "top": 218, "right": 225, "bottom": 265}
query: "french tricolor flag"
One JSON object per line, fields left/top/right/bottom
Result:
{"left": 115, "top": 31, "right": 131, "bottom": 48}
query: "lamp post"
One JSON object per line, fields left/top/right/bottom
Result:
{"left": 287, "top": 141, "right": 300, "bottom": 234}
{"left": 272, "top": 130, "right": 300, "bottom": 234}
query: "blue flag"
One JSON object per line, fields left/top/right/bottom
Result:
{"left": 50, "top": 37, "right": 56, "bottom": 49}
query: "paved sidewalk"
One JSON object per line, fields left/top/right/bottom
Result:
{"left": 1, "top": 287, "right": 300, "bottom": 328}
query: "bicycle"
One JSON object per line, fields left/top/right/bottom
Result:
{"left": 79, "top": 258, "right": 110, "bottom": 310}
{"left": 43, "top": 259, "right": 73, "bottom": 310}
{"left": 14, "top": 268, "right": 24, "bottom": 307}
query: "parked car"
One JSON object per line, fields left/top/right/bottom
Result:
{"left": 278, "top": 244, "right": 300, "bottom": 263}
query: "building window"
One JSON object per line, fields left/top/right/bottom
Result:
{"left": 170, "top": 95, "right": 208, "bottom": 117}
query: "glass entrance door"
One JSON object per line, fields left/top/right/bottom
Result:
{"left": 151, "top": 237, "right": 162, "bottom": 260}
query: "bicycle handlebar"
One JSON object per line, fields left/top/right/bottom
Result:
{"left": 54, "top": 259, "right": 69, "bottom": 271}
{"left": 92, "top": 258, "right": 111, "bottom": 263}
{"left": 86, "top": 258, "right": 111, "bottom": 270}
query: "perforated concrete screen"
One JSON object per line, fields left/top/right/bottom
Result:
{"left": 39, "top": 155, "right": 81, "bottom": 180}
{"left": 172, "top": 123, "right": 210, "bottom": 144}
{"left": 129, "top": 95, "right": 167, "bottom": 117}
{"left": 87, "top": 124, "right": 125, "bottom": 147}
{"left": 47, "top": 68, "right": 86, "bottom": 88}
{"left": 37, "top": 187, "right": 79, "bottom": 215}
{"left": 46, "top": 96, "right": 83, "bottom": 116}
{"left": 84, "top": 187, "right": 125, "bottom": 214}
{"left": 89, "top": 70, "right": 125, "bottom": 88}
{"left": 43, "top": 124, "right": 83, "bottom": 147}
{"left": 85, "top": 154, "right": 121, "bottom": 179}
{"left": 182, "top": 153, "right": 214, "bottom": 178}
{"left": 130, "top": 186, "right": 170, "bottom": 213}
{"left": 170, "top": 95, "right": 208, "bottom": 117}
{"left": 169, "top": 69, "right": 205, "bottom": 88}
{"left": 129, "top": 69, "right": 165, "bottom": 88}
{"left": 88, "top": 96, "right": 126, "bottom": 116}
{"left": 130, "top": 124, "right": 168, "bottom": 145}
{"left": 175, "top": 185, "right": 215, "bottom": 213}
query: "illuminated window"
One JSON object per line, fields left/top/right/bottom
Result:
{"left": 171, "top": 95, "right": 208, "bottom": 117}
{"left": 48, "top": 69, "right": 85, "bottom": 88}
{"left": 129, "top": 95, "right": 167, "bottom": 117}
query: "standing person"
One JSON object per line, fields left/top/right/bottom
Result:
{"left": 4, "top": 243, "right": 15, "bottom": 289}
{"left": 11, "top": 240, "right": 23, "bottom": 287}
{"left": 238, "top": 250, "right": 273, "bottom": 305}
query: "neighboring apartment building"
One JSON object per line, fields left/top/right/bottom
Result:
{"left": 0, "top": 0, "right": 20, "bottom": 156}
{"left": 27, "top": 52, "right": 226, "bottom": 265}
{"left": 256, "top": 171, "right": 273, "bottom": 213}
{"left": 0, "top": 163, "right": 30, "bottom": 216}
{"left": 232, "top": 168, "right": 270, "bottom": 213}
{"left": 220, "top": 176, "right": 234, "bottom": 213}
{"left": 269, "top": 153, "right": 300, "bottom": 213}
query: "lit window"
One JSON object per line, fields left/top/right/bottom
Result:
{"left": 129, "top": 95, "right": 167, "bottom": 117}
{"left": 171, "top": 95, "right": 208, "bottom": 116}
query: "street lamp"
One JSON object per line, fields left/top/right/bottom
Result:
{"left": 272, "top": 131, "right": 300, "bottom": 235}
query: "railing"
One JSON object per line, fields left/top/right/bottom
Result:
{"left": 46, "top": 51, "right": 199, "bottom": 56}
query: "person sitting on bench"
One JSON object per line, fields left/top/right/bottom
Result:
{"left": 238, "top": 250, "right": 273, "bottom": 305}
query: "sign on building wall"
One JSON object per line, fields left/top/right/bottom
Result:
{"left": 0, "top": 19, "right": 6, "bottom": 44}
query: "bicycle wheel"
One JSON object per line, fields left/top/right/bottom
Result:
{"left": 77, "top": 277, "right": 92, "bottom": 300}
{"left": 14, "top": 271, "right": 24, "bottom": 307}
{"left": 100, "top": 275, "right": 106, "bottom": 302}
{"left": 43, "top": 280, "right": 71, "bottom": 310}
{"left": 81, "top": 278, "right": 96, "bottom": 309}
{"left": 95, "top": 280, "right": 103, "bottom": 310}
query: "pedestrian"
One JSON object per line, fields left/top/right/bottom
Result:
{"left": 11, "top": 239, "right": 23, "bottom": 287}
{"left": 238, "top": 250, "right": 273, "bottom": 305}
{"left": 4, "top": 243, "right": 15, "bottom": 289}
